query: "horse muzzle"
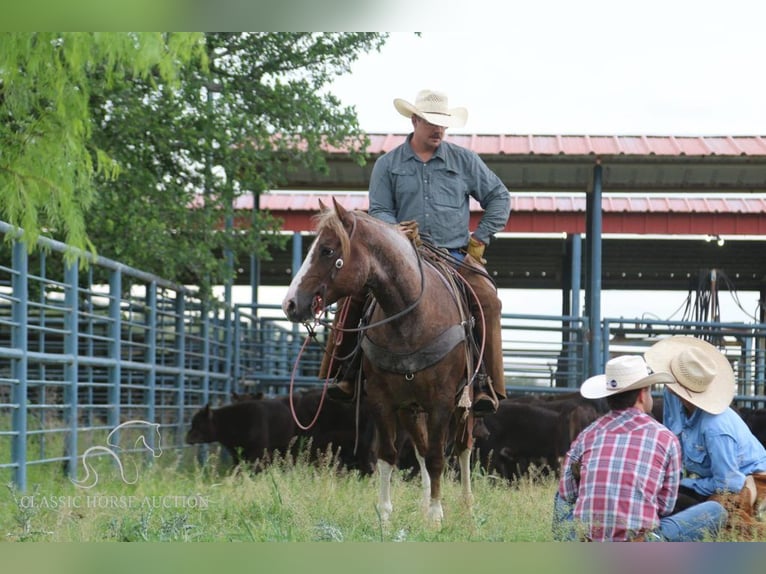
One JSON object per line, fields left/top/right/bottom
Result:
{"left": 282, "top": 290, "right": 325, "bottom": 323}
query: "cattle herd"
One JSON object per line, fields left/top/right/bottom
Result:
{"left": 185, "top": 386, "right": 766, "bottom": 482}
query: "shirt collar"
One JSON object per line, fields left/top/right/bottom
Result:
{"left": 404, "top": 133, "right": 447, "bottom": 163}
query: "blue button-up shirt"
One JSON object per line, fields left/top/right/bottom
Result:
{"left": 368, "top": 134, "right": 510, "bottom": 249}
{"left": 663, "top": 387, "right": 766, "bottom": 496}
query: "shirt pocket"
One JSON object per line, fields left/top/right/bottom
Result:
{"left": 390, "top": 165, "right": 419, "bottom": 199}
{"left": 684, "top": 440, "right": 710, "bottom": 475}
{"left": 431, "top": 167, "right": 467, "bottom": 208}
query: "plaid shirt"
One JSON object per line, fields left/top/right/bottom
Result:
{"left": 558, "top": 407, "right": 681, "bottom": 541}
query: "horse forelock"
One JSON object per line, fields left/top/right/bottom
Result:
{"left": 313, "top": 207, "right": 351, "bottom": 261}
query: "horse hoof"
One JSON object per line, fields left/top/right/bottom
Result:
{"left": 427, "top": 502, "right": 444, "bottom": 525}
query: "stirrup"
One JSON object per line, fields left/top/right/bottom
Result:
{"left": 472, "top": 391, "right": 498, "bottom": 416}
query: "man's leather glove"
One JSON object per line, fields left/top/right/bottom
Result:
{"left": 398, "top": 220, "right": 422, "bottom": 247}
{"left": 467, "top": 235, "right": 487, "bottom": 265}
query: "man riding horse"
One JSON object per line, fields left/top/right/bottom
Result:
{"left": 324, "top": 89, "right": 511, "bottom": 415}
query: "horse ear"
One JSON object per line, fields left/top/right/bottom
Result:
{"left": 332, "top": 197, "right": 349, "bottom": 220}
{"left": 318, "top": 198, "right": 328, "bottom": 211}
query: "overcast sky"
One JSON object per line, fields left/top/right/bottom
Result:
{"left": 329, "top": 2, "right": 766, "bottom": 136}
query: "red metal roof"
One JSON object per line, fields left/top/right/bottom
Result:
{"left": 233, "top": 192, "right": 766, "bottom": 236}
{"left": 252, "top": 192, "right": 766, "bottom": 214}
{"left": 359, "top": 134, "right": 766, "bottom": 157}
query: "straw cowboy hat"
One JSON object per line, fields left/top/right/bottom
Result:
{"left": 393, "top": 89, "right": 468, "bottom": 128}
{"left": 644, "top": 336, "right": 736, "bottom": 415}
{"left": 580, "top": 354, "right": 675, "bottom": 399}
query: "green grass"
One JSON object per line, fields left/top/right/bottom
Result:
{"left": 1, "top": 418, "right": 763, "bottom": 542}
{"left": 1, "top": 443, "right": 565, "bottom": 542}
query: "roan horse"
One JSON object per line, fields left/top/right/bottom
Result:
{"left": 282, "top": 198, "right": 475, "bottom": 524}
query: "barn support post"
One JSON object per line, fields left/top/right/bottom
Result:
{"left": 586, "top": 163, "right": 603, "bottom": 376}
{"left": 570, "top": 234, "right": 582, "bottom": 322}
{"left": 564, "top": 234, "right": 582, "bottom": 386}
{"left": 289, "top": 232, "right": 304, "bottom": 360}
{"left": 250, "top": 188, "right": 261, "bottom": 306}
{"left": 11, "top": 241, "right": 29, "bottom": 492}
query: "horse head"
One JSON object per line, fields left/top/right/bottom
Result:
{"left": 282, "top": 198, "right": 368, "bottom": 323}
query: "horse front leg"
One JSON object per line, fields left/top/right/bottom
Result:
{"left": 373, "top": 407, "right": 399, "bottom": 523}
{"left": 457, "top": 447, "right": 473, "bottom": 507}
{"left": 399, "top": 411, "right": 430, "bottom": 511}
{"left": 414, "top": 451, "right": 431, "bottom": 511}
{"left": 455, "top": 411, "right": 474, "bottom": 508}
{"left": 376, "top": 459, "right": 394, "bottom": 523}
{"left": 423, "top": 409, "right": 453, "bottom": 525}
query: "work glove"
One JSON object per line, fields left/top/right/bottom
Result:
{"left": 398, "top": 220, "right": 422, "bottom": 247}
{"left": 467, "top": 235, "right": 487, "bottom": 265}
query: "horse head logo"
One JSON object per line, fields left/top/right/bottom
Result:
{"left": 70, "top": 420, "right": 163, "bottom": 489}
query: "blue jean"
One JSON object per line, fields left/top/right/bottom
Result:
{"left": 552, "top": 492, "right": 727, "bottom": 542}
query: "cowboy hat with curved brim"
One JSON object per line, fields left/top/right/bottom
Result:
{"left": 643, "top": 336, "right": 736, "bottom": 415}
{"left": 580, "top": 354, "right": 675, "bottom": 399}
{"left": 393, "top": 89, "right": 468, "bottom": 128}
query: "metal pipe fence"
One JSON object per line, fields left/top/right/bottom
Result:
{"left": 3, "top": 220, "right": 765, "bottom": 491}
{"left": 0, "top": 222, "right": 232, "bottom": 491}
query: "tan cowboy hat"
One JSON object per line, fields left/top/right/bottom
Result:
{"left": 393, "top": 89, "right": 468, "bottom": 128}
{"left": 643, "top": 336, "right": 736, "bottom": 415}
{"left": 580, "top": 354, "right": 674, "bottom": 399}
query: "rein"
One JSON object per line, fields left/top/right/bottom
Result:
{"left": 286, "top": 332, "right": 329, "bottom": 431}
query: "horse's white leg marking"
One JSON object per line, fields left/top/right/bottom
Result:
{"left": 417, "top": 453, "right": 442, "bottom": 525}
{"left": 377, "top": 459, "right": 394, "bottom": 522}
{"left": 427, "top": 499, "right": 444, "bottom": 525}
{"left": 414, "top": 451, "right": 431, "bottom": 509}
{"left": 458, "top": 448, "right": 473, "bottom": 506}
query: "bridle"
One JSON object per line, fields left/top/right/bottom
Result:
{"left": 309, "top": 212, "right": 427, "bottom": 335}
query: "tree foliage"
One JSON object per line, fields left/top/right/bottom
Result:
{"left": 85, "top": 32, "right": 388, "bottom": 295}
{"left": 0, "top": 32, "right": 207, "bottom": 251}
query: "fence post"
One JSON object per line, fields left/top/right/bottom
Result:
{"left": 145, "top": 282, "right": 157, "bottom": 450}
{"left": 63, "top": 260, "right": 79, "bottom": 481}
{"left": 201, "top": 302, "right": 210, "bottom": 406}
{"left": 175, "top": 294, "right": 186, "bottom": 447}
{"left": 11, "top": 242, "right": 28, "bottom": 492}
{"left": 233, "top": 306, "right": 241, "bottom": 386}
{"left": 108, "top": 269, "right": 122, "bottom": 436}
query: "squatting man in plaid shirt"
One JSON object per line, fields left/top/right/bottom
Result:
{"left": 552, "top": 354, "right": 727, "bottom": 542}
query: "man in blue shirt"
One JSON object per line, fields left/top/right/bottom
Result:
{"left": 326, "top": 89, "right": 511, "bottom": 414}
{"left": 644, "top": 336, "right": 766, "bottom": 522}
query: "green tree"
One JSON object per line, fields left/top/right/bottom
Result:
{"left": 0, "top": 32, "right": 207, "bottom": 252}
{"left": 86, "top": 32, "right": 388, "bottom": 295}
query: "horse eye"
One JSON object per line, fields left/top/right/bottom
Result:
{"left": 320, "top": 246, "right": 334, "bottom": 258}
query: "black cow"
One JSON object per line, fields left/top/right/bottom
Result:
{"left": 737, "top": 407, "right": 766, "bottom": 448}
{"left": 474, "top": 401, "right": 567, "bottom": 480}
{"left": 473, "top": 394, "right": 601, "bottom": 481}
{"left": 185, "top": 398, "right": 296, "bottom": 469}
{"left": 231, "top": 388, "right": 378, "bottom": 475}
{"left": 290, "top": 388, "right": 379, "bottom": 475}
